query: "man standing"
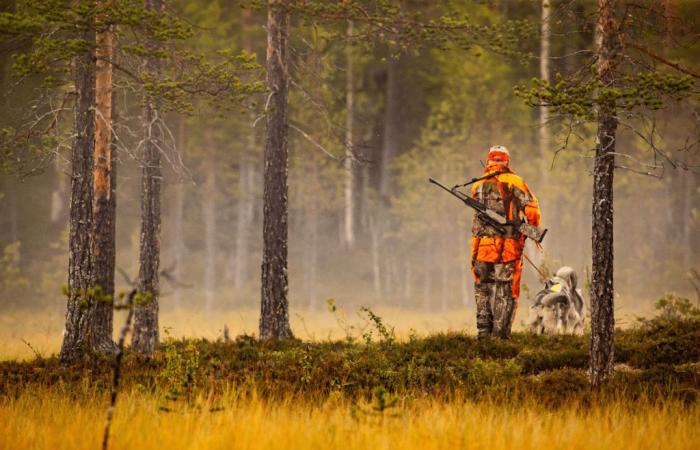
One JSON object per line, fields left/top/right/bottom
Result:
{"left": 470, "top": 145, "right": 541, "bottom": 338}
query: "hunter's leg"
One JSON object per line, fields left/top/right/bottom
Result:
{"left": 492, "top": 261, "right": 516, "bottom": 339}
{"left": 472, "top": 261, "right": 495, "bottom": 337}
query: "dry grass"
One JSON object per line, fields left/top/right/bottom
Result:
{"left": 0, "top": 306, "right": 476, "bottom": 360}
{"left": 1, "top": 300, "right": 657, "bottom": 360}
{"left": 1, "top": 387, "right": 698, "bottom": 450}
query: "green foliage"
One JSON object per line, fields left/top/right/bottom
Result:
{"left": 160, "top": 333, "right": 201, "bottom": 402}
{"left": 653, "top": 293, "right": 700, "bottom": 321}
{"left": 514, "top": 72, "right": 694, "bottom": 121}
{"left": 134, "top": 291, "right": 155, "bottom": 307}
{"left": 285, "top": 0, "right": 535, "bottom": 57}
{"left": 616, "top": 293, "right": 700, "bottom": 369}
{"left": 0, "top": 0, "right": 264, "bottom": 173}
{"left": 359, "top": 306, "right": 395, "bottom": 345}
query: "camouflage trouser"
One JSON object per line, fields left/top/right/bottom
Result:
{"left": 472, "top": 260, "right": 517, "bottom": 339}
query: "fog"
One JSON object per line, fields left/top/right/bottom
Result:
{"left": 1, "top": 1, "right": 699, "bottom": 356}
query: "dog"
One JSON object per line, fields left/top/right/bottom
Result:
{"left": 527, "top": 266, "right": 585, "bottom": 335}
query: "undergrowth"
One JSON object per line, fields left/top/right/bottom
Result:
{"left": 1, "top": 298, "right": 698, "bottom": 407}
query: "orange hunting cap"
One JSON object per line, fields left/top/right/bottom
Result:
{"left": 487, "top": 145, "right": 510, "bottom": 166}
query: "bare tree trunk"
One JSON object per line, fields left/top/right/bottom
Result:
{"left": 91, "top": 11, "right": 116, "bottom": 353}
{"left": 172, "top": 116, "right": 185, "bottom": 306}
{"left": 539, "top": 0, "right": 551, "bottom": 175}
{"left": 132, "top": 0, "right": 163, "bottom": 355}
{"left": 203, "top": 144, "right": 217, "bottom": 314}
{"left": 590, "top": 0, "right": 620, "bottom": 387}
{"left": 379, "top": 55, "right": 400, "bottom": 198}
{"left": 343, "top": 20, "right": 356, "bottom": 249}
{"left": 233, "top": 8, "right": 256, "bottom": 293}
{"left": 537, "top": 0, "right": 552, "bottom": 252}
{"left": 60, "top": 26, "right": 97, "bottom": 364}
{"left": 260, "top": 0, "right": 292, "bottom": 339}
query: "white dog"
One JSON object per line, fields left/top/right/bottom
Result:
{"left": 527, "top": 266, "right": 585, "bottom": 335}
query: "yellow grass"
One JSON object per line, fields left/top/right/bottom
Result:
{"left": 1, "top": 387, "right": 698, "bottom": 450}
{"left": 0, "top": 306, "right": 477, "bottom": 360}
{"left": 0, "top": 301, "right": 654, "bottom": 360}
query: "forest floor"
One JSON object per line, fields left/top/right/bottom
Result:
{"left": 0, "top": 301, "right": 698, "bottom": 449}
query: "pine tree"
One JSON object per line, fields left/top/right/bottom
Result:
{"left": 260, "top": 0, "right": 293, "bottom": 339}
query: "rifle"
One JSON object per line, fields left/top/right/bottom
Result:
{"left": 428, "top": 177, "right": 548, "bottom": 243}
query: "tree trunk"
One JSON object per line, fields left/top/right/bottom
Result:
{"left": 60, "top": 27, "right": 97, "bottom": 364}
{"left": 343, "top": 20, "right": 356, "bottom": 249}
{"left": 233, "top": 8, "right": 256, "bottom": 293}
{"left": 379, "top": 55, "right": 400, "bottom": 198}
{"left": 91, "top": 10, "right": 116, "bottom": 353}
{"left": 172, "top": 115, "right": 186, "bottom": 307}
{"left": 590, "top": 0, "right": 620, "bottom": 387}
{"left": 132, "top": 0, "right": 163, "bottom": 355}
{"left": 539, "top": 0, "right": 551, "bottom": 174}
{"left": 260, "top": 0, "right": 292, "bottom": 340}
{"left": 203, "top": 146, "right": 217, "bottom": 314}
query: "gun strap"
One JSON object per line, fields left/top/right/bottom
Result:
{"left": 454, "top": 170, "right": 507, "bottom": 189}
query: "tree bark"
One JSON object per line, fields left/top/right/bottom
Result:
{"left": 343, "top": 20, "right": 356, "bottom": 249}
{"left": 260, "top": 0, "right": 292, "bottom": 340}
{"left": 60, "top": 26, "right": 97, "bottom": 364}
{"left": 132, "top": 0, "right": 163, "bottom": 355}
{"left": 91, "top": 9, "right": 116, "bottom": 353}
{"left": 590, "top": 0, "right": 620, "bottom": 387}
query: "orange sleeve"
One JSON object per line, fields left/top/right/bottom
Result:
{"left": 524, "top": 194, "right": 541, "bottom": 227}
{"left": 510, "top": 177, "right": 541, "bottom": 227}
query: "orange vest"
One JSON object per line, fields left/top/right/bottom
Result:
{"left": 470, "top": 165, "right": 541, "bottom": 263}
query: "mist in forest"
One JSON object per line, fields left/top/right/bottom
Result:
{"left": 0, "top": 0, "right": 698, "bottom": 344}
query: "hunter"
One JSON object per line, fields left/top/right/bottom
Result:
{"left": 470, "top": 145, "right": 541, "bottom": 339}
